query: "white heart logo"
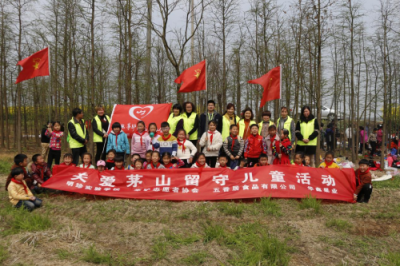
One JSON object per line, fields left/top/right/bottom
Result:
{"left": 129, "top": 106, "right": 154, "bottom": 121}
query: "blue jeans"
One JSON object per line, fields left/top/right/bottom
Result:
{"left": 15, "top": 198, "right": 42, "bottom": 212}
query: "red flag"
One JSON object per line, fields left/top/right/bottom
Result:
{"left": 175, "top": 60, "right": 206, "bottom": 93}
{"left": 15, "top": 47, "right": 49, "bottom": 84}
{"left": 248, "top": 66, "right": 281, "bottom": 108}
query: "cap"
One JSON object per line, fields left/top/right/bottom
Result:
{"left": 97, "top": 160, "right": 106, "bottom": 166}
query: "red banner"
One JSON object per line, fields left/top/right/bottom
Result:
{"left": 107, "top": 103, "right": 172, "bottom": 137}
{"left": 43, "top": 166, "right": 356, "bottom": 202}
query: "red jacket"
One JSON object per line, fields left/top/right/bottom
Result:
{"left": 31, "top": 163, "right": 52, "bottom": 186}
{"left": 244, "top": 134, "right": 266, "bottom": 158}
{"left": 354, "top": 169, "right": 372, "bottom": 195}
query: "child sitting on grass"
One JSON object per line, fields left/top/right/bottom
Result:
{"left": 79, "top": 153, "right": 95, "bottom": 169}
{"left": 319, "top": 151, "right": 340, "bottom": 169}
{"left": 111, "top": 155, "right": 125, "bottom": 170}
{"left": 162, "top": 152, "right": 184, "bottom": 169}
{"left": 304, "top": 155, "right": 312, "bottom": 167}
{"left": 191, "top": 153, "right": 210, "bottom": 168}
{"left": 146, "top": 151, "right": 165, "bottom": 169}
{"left": 30, "top": 154, "right": 52, "bottom": 191}
{"left": 354, "top": 159, "right": 373, "bottom": 203}
{"left": 127, "top": 154, "right": 141, "bottom": 170}
{"left": 143, "top": 150, "right": 153, "bottom": 169}
{"left": 134, "top": 159, "right": 144, "bottom": 170}
{"left": 60, "top": 153, "right": 75, "bottom": 167}
{"left": 9, "top": 154, "right": 32, "bottom": 188}
{"left": 106, "top": 149, "right": 116, "bottom": 170}
{"left": 97, "top": 160, "right": 106, "bottom": 172}
{"left": 293, "top": 152, "right": 305, "bottom": 166}
{"left": 216, "top": 155, "right": 230, "bottom": 169}
{"left": 254, "top": 154, "right": 269, "bottom": 167}
{"left": 6, "top": 168, "right": 42, "bottom": 212}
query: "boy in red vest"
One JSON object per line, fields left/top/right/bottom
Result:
{"left": 244, "top": 124, "right": 267, "bottom": 167}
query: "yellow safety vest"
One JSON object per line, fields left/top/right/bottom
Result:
{"left": 221, "top": 115, "right": 240, "bottom": 141}
{"left": 238, "top": 119, "right": 256, "bottom": 138}
{"left": 296, "top": 119, "right": 317, "bottom": 146}
{"left": 182, "top": 112, "right": 198, "bottom": 140}
{"left": 258, "top": 121, "right": 274, "bottom": 135}
{"left": 93, "top": 115, "right": 110, "bottom": 143}
{"left": 68, "top": 117, "right": 86, "bottom": 149}
{"left": 276, "top": 116, "right": 293, "bottom": 137}
{"left": 168, "top": 113, "right": 183, "bottom": 135}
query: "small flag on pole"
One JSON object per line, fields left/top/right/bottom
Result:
{"left": 248, "top": 66, "right": 281, "bottom": 108}
{"left": 175, "top": 60, "right": 206, "bottom": 93}
{"left": 15, "top": 47, "right": 50, "bottom": 84}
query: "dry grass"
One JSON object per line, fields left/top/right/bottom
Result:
{"left": 0, "top": 149, "right": 400, "bottom": 265}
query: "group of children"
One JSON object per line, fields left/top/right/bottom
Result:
{"left": 5, "top": 119, "right": 374, "bottom": 212}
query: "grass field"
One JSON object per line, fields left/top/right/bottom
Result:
{"left": 0, "top": 153, "right": 400, "bottom": 265}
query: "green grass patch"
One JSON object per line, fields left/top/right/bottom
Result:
{"left": 82, "top": 245, "right": 114, "bottom": 264}
{"left": 325, "top": 218, "right": 352, "bottom": 231}
{"left": 218, "top": 202, "right": 245, "bottom": 217}
{"left": 203, "top": 222, "right": 225, "bottom": 243}
{"left": 258, "top": 197, "right": 282, "bottom": 216}
{"left": 0, "top": 160, "right": 12, "bottom": 174}
{"left": 152, "top": 238, "right": 168, "bottom": 261}
{"left": 180, "top": 251, "right": 210, "bottom": 265}
{"left": 56, "top": 249, "right": 74, "bottom": 260}
{"left": 0, "top": 245, "right": 8, "bottom": 264}
{"left": 299, "top": 195, "right": 322, "bottom": 214}
{"left": 0, "top": 204, "right": 51, "bottom": 235}
{"left": 374, "top": 175, "right": 400, "bottom": 189}
{"left": 163, "top": 229, "right": 201, "bottom": 247}
{"left": 380, "top": 252, "right": 400, "bottom": 266}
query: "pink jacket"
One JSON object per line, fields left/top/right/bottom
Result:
{"left": 360, "top": 130, "right": 368, "bottom": 144}
{"left": 131, "top": 131, "right": 151, "bottom": 158}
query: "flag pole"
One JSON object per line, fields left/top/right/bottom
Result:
{"left": 48, "top": 44, "right": 51, "bottom": 123}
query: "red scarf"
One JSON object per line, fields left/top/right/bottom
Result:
{"left": 270, "top": 134, "right": 276, "bottom": 150}
{"left": 134, "top": 130, "right": 145, "bottom": 146}
{"left": 164, "top": 163, "right": 173, "bottom": 169}
{"left": 106, "top": 159, "right": 114, "bottom": 163}
{"left": 53, "top": 130, "right": 62, "bottom": 134}
{"left": 324, "top": 161, "right": 333, "bottom": 168}
{"left": 150, "top": 162, "right": 161, "bottom": 169}
{"left": 83, "top": 163, "right": 92, "bottom": 168}
{"left": 230, "top": 134, "right": 238, "bottom": 150}
{"left": 357, "top": 169, "right": 370, "bottom": 184}
{"left": 11, "top": 178, "right": 28, "bottom": 194}
{"left": 294, "top": 163, "right": 304, "bottom": 166}
{"left": 114, "top": 131, "right": 120, "bottom": 146}
{"left": 219, "top": 165, "right": 227, "bottom": 168}
{"left": 162, "top": 134, "right": 171, "bottom": 141}
{"left": 115, "top": 166, "right": 125, "bottom": 170}
{"left": 36, "top": 163, "right": 44, "bottom": 180}
{"left": 177, "top": 139, "right": 186, "bottom": 153}
{"left": 196, "top": 162, "right": 205, "bottom": 168}
{"left": 208, "top": 130, "right": 215, "bottom": 144}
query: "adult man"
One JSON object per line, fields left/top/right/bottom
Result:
{"left": 198, "top": 100, "right": 222, "bottom": 139}
{"left": 68, "top": 108, "right": 89, "bottom": 165}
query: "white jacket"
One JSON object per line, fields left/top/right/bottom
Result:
{"left": 177, "top": 140, "right": 198, "bottom": 160}
{"left": 199, "top": 130, "right": 223, "bottom": 157}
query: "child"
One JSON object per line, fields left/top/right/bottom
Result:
{"left": 30, "top": 154, "right": 52, "bottom": 190}
{"left": 265, "top": 125, "right": 280, "bottom": 165}
{"left": 354, "top": 159, "right": 373, "bottom": 203}
{"left": 162, "top": 152, "right": 184, "bottom": 169}
{"left": 143, "top": 150, "right": 152, "bottom": 169}
{"left": 127, "top": 154, "right": 141, "bottom": 170}
{"left": 254, "top": 154, "right": 269, "bottom": 167}
{"left": 152, "top": 122, "right": 178, "bottom": 157}
{"left": 244, "top": 124, "right": 267, "bottom": 167}
{"left": 6, "top": 168, "right": 42, "bottom": 212}
{"left": 146, "top": 151, "right": 166, "bottom": 169}
{"left": 176, "top": 129, "right": 197, "bottom": 167}
{"left": 111, "top": 155, "right": 125, "bottom": 170}
{"left": 79, "top": 153, "right": 95, "bottom": 169}
{"left": 134, "top": 159, "right": 144, "bottom": 170}
{"left": 106, "top": 122, "right": 130, "bottom": 160}
{"left": 9, "top": 154, "right": 32, "bottom": 188}
{"left": 147, "top": 123, "right": 160, "bottom": 151}
{"left": 131, "top": 121, "right": 151, "bottom": 158}
{"left": 319, "top": 151, "right": 340, "bottom": 168}
{"left": 273, "top": 129, "right": 292, "bottom": 165}
{"left": 106, "top": 149, "right": 116, "bottom": 170}
{"left": 304, "top": 155, "right": 312, "bottom": 167}
{"left": 60, "top": 153, "right": 75, "bottom": 167}
{"left": 199, "top": 120, "right": 223, "bottom": 168}
{"left": 216, "top": 155, "right": 230, "bottom": 169}
{"left": 222, "top": 124, "right": 244, "bottom": 169}
{"left": 369, "top": 128, "right": 377, "bottom": 157}
{"left": 191, "top": 153, "right": 210, "bottom": 168}
{"left": 293, "top": 152, "right": 305, "bottom": 166}
{"left": 45, "top": 121, "right": 64, "bottom": 169}
{"left": 233, "top": 158, "right": 248, "bottom": 170}
{"left": 97, "top": 160, "right": 106, "bottom": 172}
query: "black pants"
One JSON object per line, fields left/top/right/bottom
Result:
{"left": 359, "top": 143, "right": 368, "bottom": 154}
{"left": 47, "top": 149, "right": 61, "bottom": 169}
{"left": 95, "top": 140, "right": 107, "bottom": 162}
{"left": 327, "top": 141, "right": 334, "bottom": 152}
{"left": 71, "top": 146, "right": 87, "bottom": 166}
{"left": 206, "top": 156, "right": 217, "bottom": 168}
{"left": 247, "top": 158, "right": 259, "bottom": 168}
{"left": 370, "top": 141, "right": 377, "bottom": 156}
{"left": 357, "top": 184, "right": 373, "bottom": 203}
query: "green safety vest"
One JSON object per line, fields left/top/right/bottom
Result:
{"left": 258, "top": 121, "right": 274, "bottom": 135}
{"left": 68, "top": 117, "right": 86, "bottom": 149}
{"left": 296, "top": 119, "right": 317, "bottom": 146}
{"left": 93, "top": 115, "right": 110, "bottom": 143}
{"left": 182, "top": 112, "right": 198, "bottom": 140}
{"left": 238, "top": 119, "right": 256, "bottom": 138}
{"left": 168, "top": 113, "right": 183, "bottom": 135}
{"left": 221, "top": 115, "right": 240, "bottom": 141}
{"left": 276, "top": 116, "right": 293, "bottom": 137}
